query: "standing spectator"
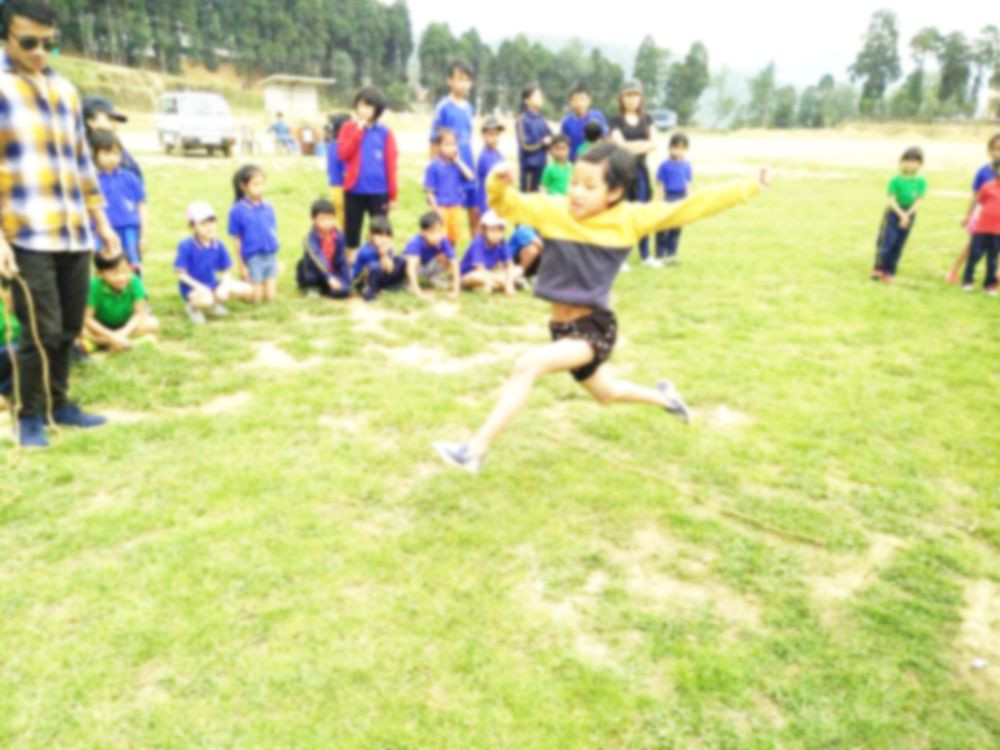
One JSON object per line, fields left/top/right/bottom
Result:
{"left": 430, "top": 61, "right": 480, "bottom": 236}
{"left": 560, "top": 84, "right": 607, "bottom": 161}
{"left": 268, "top": 112, "right": 298, "bottom": 154}
{"left": 0, "top": 0, "right": 122, "bottom": 447}
{"left": 609, "top": 80, "right": 656, "bottom": 267}
{"left": 516, "top": 85, "right": 552, "bottom": 192}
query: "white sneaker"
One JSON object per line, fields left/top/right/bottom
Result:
{"left": 185, "top": 304, "right": 206, "bottom": 325}
{"left": 433, "top": 441, "right": 484, "bottom": 475}
{"left": 619, "top": 262, "right": 632, "bottom": 274}
{"left": 210, "top": 303, "right": 229, "bottom": 317}
{"left": 657, "top": 380, "right": 690, "bottom": 424}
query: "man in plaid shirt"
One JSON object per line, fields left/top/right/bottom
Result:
{"left": 0, "top": 0, "right": 121, "bottom": 448}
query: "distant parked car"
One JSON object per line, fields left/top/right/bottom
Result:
{"left": 156, "top": 92, "right": 236, "bottom": 157}
{"left": 650, "top": 109, "right": 678, "bottom": 132}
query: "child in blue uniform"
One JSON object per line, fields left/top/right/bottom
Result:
{"left": 477, "top": 117, "right": 506, "bottom": 213}
{"left": 517, "top": 85, "right": 552, "bottom": 192}
{"left": 655, "top": 133, "right": 694, "bottom": 265}
{"left": 404, "top": 213, "right": 461, "bottom": 301}
{"left": 430, "top": 61, "right": 480, "bottom": 234}
{"left": 460, "top": 211, "right": 520, "bottom": 294}
{"left": 90, "top": 130, "right": 146, "bottom": 274}
{"left": 560, "top": 84, "right": 608, "bottom": 162}
{"left": 296, "top": 199, "right": 350, "bottom": 299}
{"left": 229, "top": 164, "right": 280, "bottom": 303}
{"left": 352, "top": 216, "right": 406, "bottom": 301}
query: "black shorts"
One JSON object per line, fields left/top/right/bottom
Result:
{"left": 549, "top": 309, "right": 617, "bottom": 382}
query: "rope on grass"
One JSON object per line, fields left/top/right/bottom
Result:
{"left": 536, "top": 428, "right": 830, "bottom": 549}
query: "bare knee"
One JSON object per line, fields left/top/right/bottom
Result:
{"left": 512, "top": 351, "right": 545, "bottom": 380}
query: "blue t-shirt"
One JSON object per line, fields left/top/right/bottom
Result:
{"left": 477, "top": 147, "right": 505, "bottom": 211}
{"left": 507, "top": 225, "right": 542, "bottom": 263}
{"left": 430, "top": 97, "right": 476, "bottom": 187}
{"left": 657, "top": 159, "right": 693, "bottom": 197}
{"left": 98, "top": 168, "right": 145, "bottom": 229}
{"left": 351, "top": 242, "right": 397, "bottom": 279}
{"left": 424, "top": 159, "right": 466, "bottom": 207}
{"left": 560, "top": 109, "right": 608, "bottom": 161}
{"left": 174, "top": 236, "right": 232, "bottom": 297}
{"left": 404, "top": 234, "right": 455, "bottom": 265}
{"left": 518, "top": 110, "right": 552, "bottom": 170}
{"left": 228, "top": 199, "right": 279, "bottom": 259}
{"left": 353, "top": 124, "right": 391, "bottom": 195}
{"left": 327, "top": 143, "right": 344, "bottom": 187}
{"left": 973, "top": 164, "right": 995, "bottom": 192}
{"left": 460, "top": 235, "right": 511, "bottom": 275}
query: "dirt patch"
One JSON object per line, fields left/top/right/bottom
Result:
{"left": 696, "top": 404, "right": 754, "bottom": 430}
{"left": 317, "top": 414, "right": 367, "bottom": 435}
{"left": 245, "top": 342, "right": 321, "bottom": 371}
{"left": 809, "top": 533, "right": 903, "bottom": 604}
{"left": 955, "top": 579, "right": 1000, "bottom": 701}
{"left": 101, "top": 408, "right": 150, "bottom": 424}
{"left": 198, "top": 391, "right": 252, "bottom": 416}
{"left": 348, "top": 302, "right": 412, "bottom": 339}
{"left": 368, "top": 342, "right": 522, "bottom": 375}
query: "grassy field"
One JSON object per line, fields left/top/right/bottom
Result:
{"left": 1, "top": 136, "right": 999, "bottom": 748}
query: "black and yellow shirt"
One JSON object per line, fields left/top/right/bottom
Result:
{"left": 487, "top": 172, "right": 761, "bottom": 311}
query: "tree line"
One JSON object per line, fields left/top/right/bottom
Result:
{"left": 48, "top": 2, "right": 1000, "bottom": 126}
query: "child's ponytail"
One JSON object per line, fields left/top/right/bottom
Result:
{"left": 232, "top": 164, "right": 263, "bottom": 203}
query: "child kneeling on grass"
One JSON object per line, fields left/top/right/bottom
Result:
{"left": 296, "top": 199, "right": 350, "bottom": 299}
{"left": 435, "top": 145, "right": 768, "bottom": 473}
{"left": 460, "top": 211, "right": 521, "bottom": 294}
{"left": 404, "top": 212, "right": 461, "bottom": 301}
{"left": 82, "top": 253, "right": 159, "bottom": 352}
{"left": 175, "top": 202, "right": 254, "bottom": 325}
{"left": 352, "top": 216, "right": 407, "bottom": 301}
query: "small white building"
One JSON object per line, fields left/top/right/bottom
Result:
{"left": 259, "top": 75, "right": 336, "bottom": 119}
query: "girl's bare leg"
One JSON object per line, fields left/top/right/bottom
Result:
{"left": 468, "top": 339, "right": 594, "bottom": 458}
{"left": 580, "top": 366, "right": 670, "bottom": 407}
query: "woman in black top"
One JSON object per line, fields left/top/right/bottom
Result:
{"left": 608, "top": 80, "right": 657, "bottom": 266}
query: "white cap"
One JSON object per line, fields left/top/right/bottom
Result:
{"left": 187, "top": 201, "right": 216, "bottom": 224}
{"left": 480, "top": 210, "right": 506, "bottom": 229}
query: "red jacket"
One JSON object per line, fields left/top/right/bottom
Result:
{"left": 976, "top": 178, "right": 1000, "bottom": 235}
{"left": 337, "top": 120, "right": 398, "bottom": 201}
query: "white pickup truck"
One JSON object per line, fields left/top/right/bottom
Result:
{"left": 155, "top": 92, "right": 236, "bottom": 157}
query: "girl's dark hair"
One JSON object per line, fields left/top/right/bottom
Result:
{"left": 88, "top": 129, "right": 120, "bottom": 155}
{"left": 670, "top": 132, "right": 690, "bottom": 148}
{"left": 328, "top": 112, "right": 351, "bottom": 141}
{"left": 901, "top": 146, "right": 924, "bottom": 163}
{"left": 2, "top": 0, "right": 58, "bottom": 36}
{"left": 233, "top": 164, "right": 263, "bottom": 202}
{"left": 369, "top": 215, "right": 393, "bottom": 237}
{"left": 354, "top": 87, "right": 386, "bottom": 121}
{"left": 521, "top": 85, "right": 542, "bottom": 110}
{"left": 988, "top": 132, "right": 1000, "bottom": 149}
{"left": 447, "top": 60, "right": 473, "bottom": 79}
{"left": 419, "top": 212, "right": 444, "bottom": 231}
{"left": 311, "top": 198, "right": 336, "bottom": 218}
{"left": 93, "top": 252, "right": 128, "bottom": 273}
{"left": 618, "top": 86, "right": 645, "bottom": 118}
{"left": 580, "top": 143, "right": 636, "bottom": 204}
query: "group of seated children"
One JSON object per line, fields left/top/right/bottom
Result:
{"left": 873, "top": 132, "right": 1000, "bottom": 294}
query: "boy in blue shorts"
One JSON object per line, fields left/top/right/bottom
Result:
{"left": 655, "top": 133, "right": 694, "bottom": 265}
{"left": 353, "top": 216, "right": 406, "bottom": 301}
{"left": 90, "top": 130, "right": 147, "bottom": 274}
{"left": 460, "top": 211, "right": 521, "bottom": 294}
{"left": 176, "top": 202, "right": 253, "bottom": 324}
{"left": 404, "top": 212, "right": 460, "bottom": 301}
{"left": 477, "top": 117, "right": 505, "bottom": 213}
{"left": 430, "top": 61, "right": 480, "bottom": 234}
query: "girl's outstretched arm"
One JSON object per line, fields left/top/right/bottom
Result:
{"left": 486, "top": 164, "right": 562, "bottom": 231}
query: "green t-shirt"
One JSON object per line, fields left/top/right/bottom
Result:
{"left": 88, "top": 274, "right": 146, "bottom": 328}
{"left": 887, "top": 174, "right": 927, "bottom": 210}
{"left": 541, "top": 161, "right": 573, "bottom": 196}
{"left": 0, "top": 306, "right": 20, "bottom": 345}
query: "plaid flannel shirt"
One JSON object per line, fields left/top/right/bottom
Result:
{"left": 0, "top": 49, "right": 103, "bottom": 252}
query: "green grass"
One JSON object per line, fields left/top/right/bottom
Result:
{"left": 2, "top": 149, "right": 999, "bottom": 749}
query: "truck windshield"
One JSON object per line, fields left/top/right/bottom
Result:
{"left": 180, "top": 98, "right": 230, "bottom": 117}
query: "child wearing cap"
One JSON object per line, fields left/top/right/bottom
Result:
{"left": 296, "top": 199, "right": 351, "bottom": 299}
{"left": 90, "top": 130, "right": 147, "bottom": 274}
{"left": 477, "top": 117, "right": 506, "bottom": 213}
{"left": 560, "top": 84, "right": 608, "bottom": 162}
{"left": 404, "top": 212, "right": 461, "bottom": 301}
{"left": 425, "top": 128, "right": 475, "bottom": 246}
{"left": 82, "top": 253, "right": 160, "bottom": 352}
{"left": 176, "top": 202, "right": 254, "bottom": 324}
{"left": 83, "top": 95, "right": 144, "bottom": 185}
{"left": 540, "top": 135, "right": 573, "bottom": 196}
{"left": 352, "top": 216, "right": 407, "bottom": 301}
{"left": 460, "top": 211, "right": 521, "bottom": 294}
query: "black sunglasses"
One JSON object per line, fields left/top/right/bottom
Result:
{"left": 16, "top": 36, "right": 59, "bottom": 53}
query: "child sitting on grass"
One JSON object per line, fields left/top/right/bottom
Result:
{"left": 872, "top": 147, "right": 926, "bottom": 283}
{"left": 962, "top": 159, "right": 1000, "bottom": 294}
{"left": 434, "top": 146, "right": 768, "bottom": 474}
{"left": 507, "top": 224, "right": 544, "bottom": 280}
{"left": 90, "top": 130, "right": 147, "bottom": 274}
{"left": 0, "top": 282, "right": 20, "bottom": 411}
{"left": 404, "top": 212, "right": 460, "bottom": 301}
{"left": 460, "top": 211, "right": 521, "bottom": 294}
{"left": 353, "top": 216, "right": 407, "bottom": 302}
{"left": 296, "top": 199, "right": 350, "bottom": 299}
{"left": 82, "top": 253, "right": 160, "bottom": 352}
{"left": 176, "top": 202, "right": 254, "bottom": 325}
{"left": 426, "top": 128, "right": 475, "bottom": 246}
{"left": 229, "top": 164, "right": 280, "bottom": 304}
{"left": 540, "top": 135, "right": 573, "bottom": 196}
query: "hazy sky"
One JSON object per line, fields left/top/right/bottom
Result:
{"left": 406, "top": 0, "right": 995, "bottom": 87}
